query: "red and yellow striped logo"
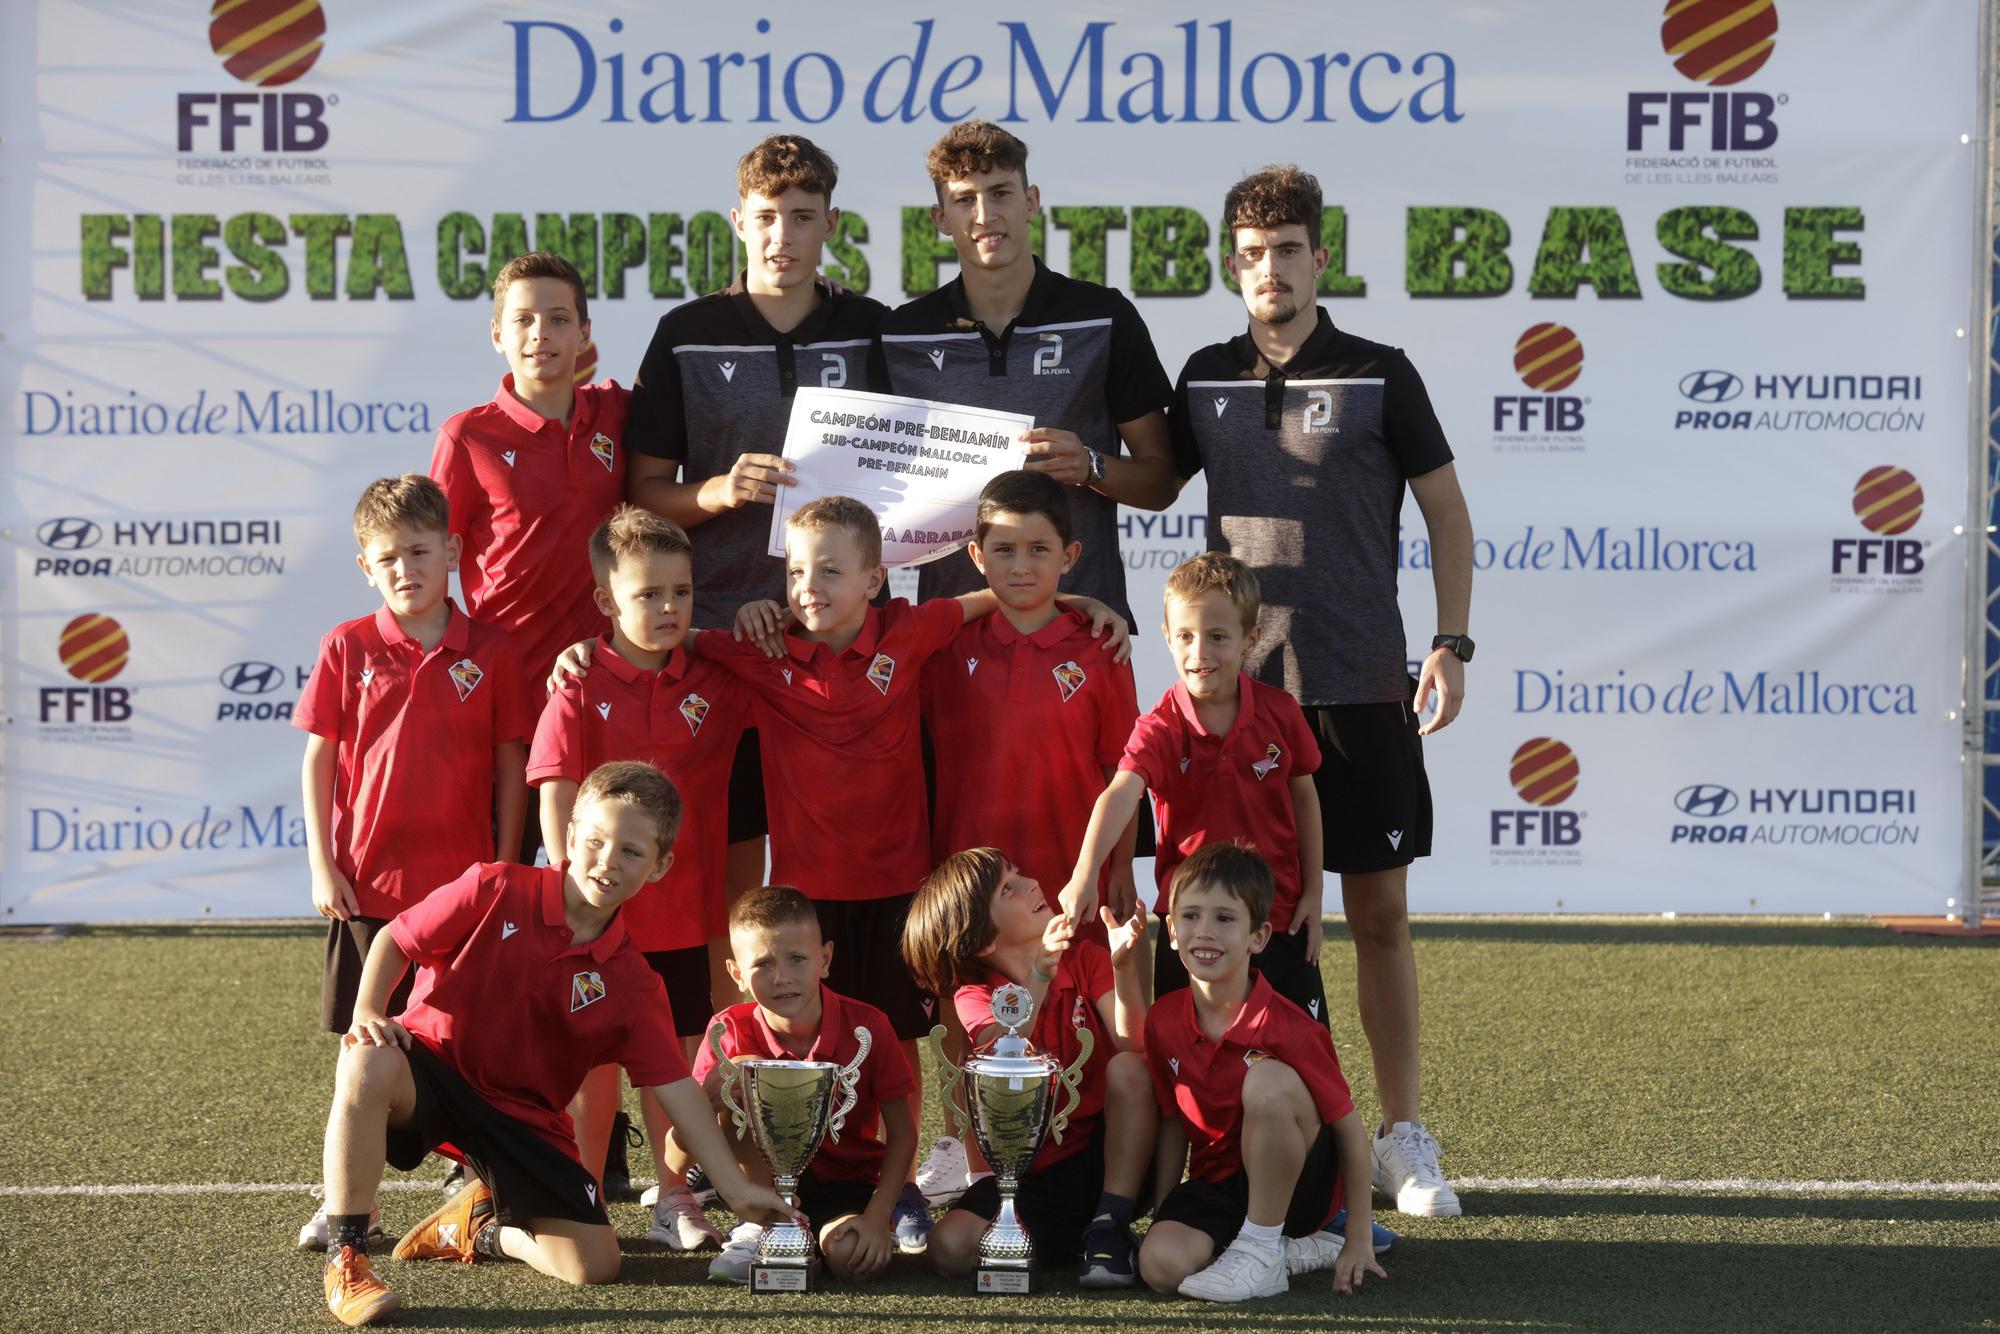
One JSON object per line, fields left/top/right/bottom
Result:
{"left": 1512, "top": 324, "right": 1584, "bottom": 393}
{"left": 1510, "top": 738, "right": 1579, "bottom": 809}
{"left": 60, "top": 614, "right": 131, "bottom": 683}
{"left": 209, "top": 0, "right": 326, "bottom": 88}
{"left": 1851, "top": 467, "right": 1923, "bottom": 536}
{"left": 1661, "top": 0, "right": 1778, "bottom": 87}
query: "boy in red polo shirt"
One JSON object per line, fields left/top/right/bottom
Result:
{"left": 690, "top": 885, "right": 917, "bottom": 1285}
{"left": 901, "top": 847, "right": 1154, "bottom": 1287}
{"left": 527, "top": 504, "right": 748, "bottom": 1251}
{"left": 430, "top": 251, "right": 629, "bottom": 751}
{"left": 317, "top": 762, "right": 800, "bottom": 1327}
{"left": 296, "top": 474, "right": 531, "bottom": 1251}
{"left": 1140, "top": 844, "right": 1382, "bottom": 1303}
{"left": 1059, "top": 553, "right": 1329, "bottom": 1023}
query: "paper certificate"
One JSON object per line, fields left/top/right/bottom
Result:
{"left": 768, "top": 386, "right": 1034, "bottom": 567}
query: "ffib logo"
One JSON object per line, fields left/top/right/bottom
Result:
{"left": 1627, "top": 1, "right": 1781, "bottom": 152}
{"left": 37, "top": 517, "right": 102, "bottom": 551}
{"left": 178, "top": 0, "right": 332, "bottom": 152}
{"left": 1832, "top": 466, "right": 1924, "bottom": 577}
{"left": 1674, "top": 784, "right": 1740, "bottom": 817}
{"left": 1494, "top": 325, "right": 1586, "bottom": 433}
{"left": 41, "top": 614, "right": 133, "bottom": 725}
{"left": 1678, "top": 370, "right": 1743, "bottom": 403}
{"left": 1491, "top": 738, "right": 1582, "bottom": 847}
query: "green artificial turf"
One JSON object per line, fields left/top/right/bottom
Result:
{"left": 1, "top": 918, "right": 1995, "bottom": 1332}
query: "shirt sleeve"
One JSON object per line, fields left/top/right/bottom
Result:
{"left": 525, "top": 685, "right": 586, "bottom": 786}
{"left": 626, "top": 314, "right": 690, "bottom": 463}
{"left": 953, "top": 981, "right": 998, "bottom": 1037}
{"left": 1105, "top": 290, "right": 1173, "bottom": 425}
{"left": 687, "top": 626, "right": 768, "bottom": 675}
{"left": 1115, "top": 705, "right": 1173, "bottom": 790}
{"left": 616, "top": 967, "right": 694, "bottom": 1088}
{"left": 427, "top": 423, "right": 480, "bottom": 540}
{"left": 1277, "top": 1019, "right": 1354, "bottom": 1125}
{"left": 1382, "top": 349, "right": 1455, "bottom": 478}
{"left": 1143, "top": 1011, "right": 1179, "bottom": 1117}
{"left": 1167, "top": 361, "right": 1203, "bottom": 481}
{"left": 1097, "top": 659, "right": 1140, "bottom": 767}
{"left": 388, "top": 864, "right": 492, "bottom": 965}
{"left": 486, "top": 630, "right": 534, "bottom": 746}
{"left": 1077, "top": 941, "right": 1114, "bottom": 1004}
{"left": 294, "top": 630, "right": 345, "bottom": 739}
{"left": 865, "top": 1012, "right": 918, "bottom": 1103}
{"left": 910, "top": 596, "right": 969, "bottom": 661}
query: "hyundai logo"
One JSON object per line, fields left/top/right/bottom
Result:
{"left": 1674, "top": 784, "right": 1739, "bottom": 817}
{"left": 37, "top": 517, "right": 102, "bottom": 550}
{"left": 1678, "top": 370, "right": 1743, "bottom": 403}
{"left": 219, "top": 661, "right": 285, "bottom": 696}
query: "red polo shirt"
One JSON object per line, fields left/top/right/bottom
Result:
{"left": 527, "top": 638, "right": 747, "bottom": 949}
{"left": 923, "top": 609, "right": 1138, "bottom": 921}
{"left": 1119, "top": 676, "right": 1322, "bottom": 931}
{"left": 692, "top": 986, "right": 916, "bottom": 1183}
{"left": 953, "top": 940, "right": 1116, "bottom": 1170}
{"left": 1144, "top": 972, "right": 1353, "bottom": 1185}
{"left": 695, "top": 598, "right": 964, "bottom": 901}
{"left": 392, "top": 861, "right": 691, "bottom": 1161}
{"left": 295, "top": 603, "right": 532, "bottom": 920}
{"left": 429, "top": 376, "right": 630, "bottom": 703}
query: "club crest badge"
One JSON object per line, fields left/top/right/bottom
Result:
{"left": 447, "top": 658, "right": 484, "bottom": 701}
{"left": 589, "top": 433, "right": 616, "bottom": 471}
{"left": 1243, "top": 1048, "right": 1271, "bottom": 1068}
{"left": 1052, "top": 660, "right": 1086, "bottom": 702}
{"left": 679, "top": 692, "right": 709, "bottom": 736}
{"left": 570, "top": 970, "right": 607, "bottom": 1012}
{"left": 1250, "top": 742, "right": 1281, "bottom": 780}
{"left": 866, "top": 652, "right": 896, "bottom": 694}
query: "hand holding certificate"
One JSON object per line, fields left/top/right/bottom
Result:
{"left": 767, "top": 387, "right": 1034, "bottom": 567}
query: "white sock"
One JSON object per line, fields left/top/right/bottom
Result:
{"left": 1239, "top": 1220, "right": 1283, "bottom": 1247}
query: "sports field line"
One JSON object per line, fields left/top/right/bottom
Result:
{"left": 6, "top": 1175, "right": 1998, "bottom": 1199}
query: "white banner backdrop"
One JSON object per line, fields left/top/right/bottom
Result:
{"left": 1, "top": 1, "right": 1979, "bottom": 920}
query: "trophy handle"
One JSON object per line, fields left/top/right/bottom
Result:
{"left": 706, "top": 1020, "right": 748, "bottom": 1139}
{"left": 923, "top": 1023, "right": 967, "bottom": 1141}
{"left": 1049, "top": 1024, "right": 1095, "bottom": 1146}
{"left": 826, "top": 1025, "right": 872, "bottom": 1144}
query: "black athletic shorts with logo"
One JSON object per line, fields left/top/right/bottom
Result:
{"left": 385, "top": 1039, "right": 609, "bottom": 1228}
{"left": 1307, "top": 684, "right": 1433, "bottom": 874}
{"left": 797, "top": 1171, "right": 878, "bottom": 1230}
{"left": 1152, "top": 1123, "right": 1340, "bottom": 1253}
{"left": 1153, "top": 924, "right": 1328, "bottom": 1029}
{"left": 812, "top": 893, "right": 933, "bottom": 1039}
{"left": 644, "top": 946, "right": 710, "bottom": 1040}
{"left": 322, "top": 916, "right": 415, "bottom": 1034}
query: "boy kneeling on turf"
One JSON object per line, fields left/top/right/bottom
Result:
{"left": 690, "top": 885, "right": 918, "bottom": 1284}
{"left": 317, "top": 761, "right": 798, "bottom": 1327}
{"left": 1141, "top": 843, "right": 1384, "bottom": 1302}
{"left": 902, "top": 848, "right": 1156, "bottom": 1287}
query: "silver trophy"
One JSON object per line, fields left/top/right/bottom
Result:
{"left": 707, "top": 1020, "right": 872, "bottom": 1291}
{"left": 929, "top": 982, "right": 1092, "bottom": 1294}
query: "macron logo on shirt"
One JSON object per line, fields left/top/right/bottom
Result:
{"left": 502, "top": 921, "right": 518, "bottom": 939}
{"left": 927, "top": 348, "right": 945, "bottom": 371}
{"left": 719, "top": 361, "right": 738, "bottom": 383}
{"left": 501, "top": 450, "right": 517, "bottom": 467}
{"left": 358, "top": 668, "right": 373, "bottom": 688}
{"left": 1168, "top": 1057, "right": 1180, "bottom": 1077}
{"left": 595, "top": 701, "right": 612, "bottom": 721}
{"left": 1213, "top": 397, "right": 1229, "bottom": 419}
{"left": 966, "top": 657, "right": 978, "bottom": 675}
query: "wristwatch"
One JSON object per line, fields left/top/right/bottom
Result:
{"left": 1431, "top": 634, "right": 1475, "bottom": 663}
{"left": 1084, "top": 448, "right": 1107, "bottom": 484}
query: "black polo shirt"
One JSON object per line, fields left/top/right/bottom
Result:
{"left": 628, "top": 275, "right": 887, "bottom": 628}
{"left": 875, "top": 257, "right": 1171, "bottom": 628}
{"left": 1169, "top": 309, "right": 1453, "bottom": 707}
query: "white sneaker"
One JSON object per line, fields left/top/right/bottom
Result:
{"left": 1371, "top": 1120, "right": 1463, "bottom": 1217}
{"left": 1282, "top": 1228, "right": 1345, "bottom": 1276}
{"left": 707, "top": 1221, "right": 763, "bottom": 1284}
{"left": 914, "top": 1135, "right": 971, "bottom": 1206}
{"left": 646, "top": 1189, "right": 723, "bottom": 1250}
{"left": 638, "top": 1183, "right": 659, "bottom": 1207}
{"left": 297, "top": 1204, "right": 382, "bottom": 1252}
{"left": 1177, "top": 1235, "right": 1287, "bottom": 1302}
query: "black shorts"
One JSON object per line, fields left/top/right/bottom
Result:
{"left": 644, "top": 946, "right": 711, "bottom": 1039}
{"left": 322, "top": 916, "right": 415, "bottom": 1034}
{"left": 953, "top": 1134, "right": 1149, "bottom": 1261}
{"left": 727, "top": 729, "right": 767, "bottom": 845}
{"left": 1307, "top": 689, "right": 1433, "bottom": 874}
{"left": 813, "top": 894, "right": 932, "bottom": 1040}
{"left": 796, "top": 1171, "right": 878, "bottom": 1230}
{"left": 385, "top": 1039, "right": 609, "bottom": 1228}
{"left": 1152, "top": 1124, "right": 1340, "bottom": 1253}
{"left": 1152, "top": 913, "right": 1328, "bottom": 1028}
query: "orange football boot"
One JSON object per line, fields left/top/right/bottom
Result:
{"left": 324, "top": 1244, "right": 401, "bottom": 1326}
{"left": 391, "top": 1180, "right": 494, "bottom": 1263}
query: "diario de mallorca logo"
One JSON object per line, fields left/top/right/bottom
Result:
{"left": 179, "top": 0, "right": 335, "bottom": 170}
{"left": 1832, "top": 466, "right": 1925, "bottom": 590}
{"left": 1490, "top": 737, "right": 1583, "bottom": 856}
{"left": 1492, "top": 324, "right": 1587, "bottom": 451}
{"left": 39, "top": 614, "right": 136, "bottom": 737}
{"left": 1626, "top": 1, "right": 1783, "bottom": 185}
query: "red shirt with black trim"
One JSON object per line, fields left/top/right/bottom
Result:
{"left": 1144, "top": 971, "right": 1353, "bottom": 1185}
{"left": 429, "top": 376, "right": 629, "bottom": 702}
{"left": 1118, "top": 675, "right": 1322, "bottom": 931}
{"left": 692, "top": 986, "right": 916, "bottom": 1183}
{"left": 952, "top": 940, "right": 1117, "bottom": 1171}
{"left": 391, "top": 861, "right": 691, "bottom": 1161}
{"left": 527, "top": 638, "right": 747, "bottom": 949}
{"left": 295, "top": 603, "right": 532, "bottom": 920}
{"left": 693, "top": 598, "right": 964, "bottom": 901}
{"left": 923, "top": 609, "right": 1138, "bottom": 921}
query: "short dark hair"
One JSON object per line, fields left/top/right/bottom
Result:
{"left": 976, "top": 470, "right": 1072, "bottom": 545}
{"left": 729, "top": 884, "right": 821, "bottom": 937}
{"left": 925, "top": 120, "right": 1029, "bottom": 198}
{"left": 737, "top": 134, "right": 840, "bottom": 205}
{"left": 1168, "top": 842, "right": 1275, "bottom": 926}
{"left": 575, "top": 761, "right": 682, "bottom": 855}
{"left": 1221, "top": 165, "right": 1324, "bottom": 249}
{"left": 491, "top": 250, "right": 589, "bottom": 324}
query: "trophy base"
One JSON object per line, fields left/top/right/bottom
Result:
{"left": 751, "top": 1261, "right": 817, "bottom": 1293}
{"left": 975, "top": 1266, "right": 1034, "bottom": 1295}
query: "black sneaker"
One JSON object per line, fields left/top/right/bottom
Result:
{"left": 439, "top": 1160, "right": 466, "bottom": 1195}
{"left": 684, "top": 1162, "right": 719, "bottom": 1208}
{"left": 603, "top": 1111, "right": 643, "bottom": 1203}
{"left": 1078, "top": 1215, "right": 1138, "bottom": 1288}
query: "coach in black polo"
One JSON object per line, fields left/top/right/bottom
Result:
{"left": 1169, "top": 165, "right": 1476, "bottom": 1223}
{"left": 875, "top": 120, "right": 1177, "bottom": 629}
